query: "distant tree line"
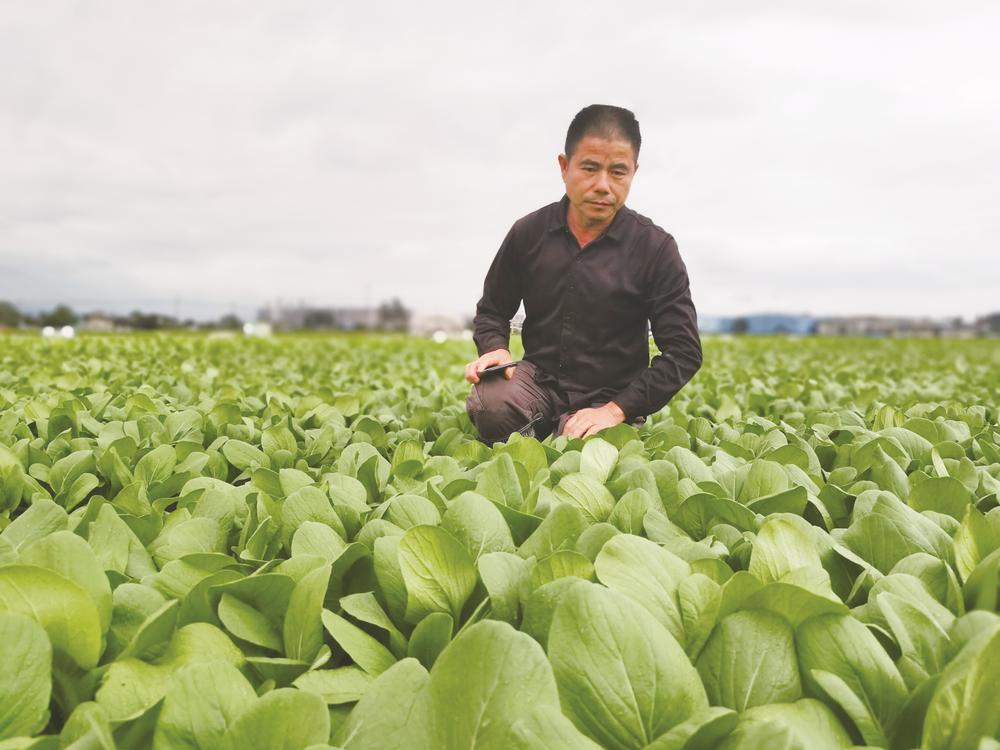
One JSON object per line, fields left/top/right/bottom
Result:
{"left": 0, "top": 301, "right": 244, "bottom": 331}
{"left": 0, "top": 299, "right": 413, "bottom": 333}
{"left": 0, "top": 302, "right": 80, "bottom": 328}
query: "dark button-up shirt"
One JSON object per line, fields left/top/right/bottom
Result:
{"left": 473, "top": 195, "right": 702, "bottom": 421}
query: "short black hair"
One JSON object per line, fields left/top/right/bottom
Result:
{"left": 565, "top": 104, "right": 641, "bottom": 162}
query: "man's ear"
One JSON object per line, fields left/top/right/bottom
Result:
{"left": 558, "top": 153, "right": 568, "bottom": 174}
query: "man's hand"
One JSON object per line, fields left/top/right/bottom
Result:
{"left": 464, "top": 349, "right": 515, "bottom": 384}
{"left": 562, "top": 402, "right": 626, "bottom": 439}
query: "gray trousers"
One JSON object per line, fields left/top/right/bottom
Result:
{"left": 465, "top": 360, "right": 644, "bottom": 444}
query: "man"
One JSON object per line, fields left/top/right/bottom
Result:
{"left": 464, "top": 104, "right": 702, "bottom": 442}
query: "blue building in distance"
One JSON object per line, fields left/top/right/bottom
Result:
{"left": 699, "top": 314, "right": 816, "bottom": 335}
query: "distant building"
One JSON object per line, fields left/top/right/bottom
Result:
{"left": 259, "top": 305, "right": 301, "bottom": 330}
{"left": 333, "top": 308, "right": 380, "bottom": 330}
{"left": 258, "top": 302, "right": 407, "bottom": 332}
{"left": 741, "top": 314, "right": 815, "bottom": 335}
{"left": 814, "top": 316, "right": 975, "bottom": 338}
{"left": 701, "top": 314, "right": 816, "bottom": 335}
{"left": 975, "top": 313, "right": 1000, "bottom": 336}
{"left": 80, "top": 312, "right": 130, "bottom": 333}
{"left": 696, "top": 314, "right": 990, "bottom": 338}
{"left": 697, "top": 316, "right": 729, "bottom": 335}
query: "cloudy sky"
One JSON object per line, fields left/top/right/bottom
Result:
{"left": 1, "top": 1, "right": 998, "bottom": 323}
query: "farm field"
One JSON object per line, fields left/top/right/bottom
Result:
{"left": 0, "top": 333, "right": 999, "bottom": 750}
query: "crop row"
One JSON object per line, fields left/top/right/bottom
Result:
{"left": 0, "top": 335, "right": 998, "bottom": 749}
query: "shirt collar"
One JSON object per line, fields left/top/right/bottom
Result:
{"left": 548, "top": 194, "right": 627, "bottom": 243}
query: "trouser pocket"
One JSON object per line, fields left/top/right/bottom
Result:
{"left": 466, "top": 362, "right": 554, "bottom": 444}
{"left": 516, "top": 412, "right": 546, "bottom": 438}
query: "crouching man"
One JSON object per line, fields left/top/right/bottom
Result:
{"left": 464, "top": 104, "right": 703, "bottom": 443}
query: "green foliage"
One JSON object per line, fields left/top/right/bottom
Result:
{"left": 0, "top": 333, "right": 998, "bottom": 747}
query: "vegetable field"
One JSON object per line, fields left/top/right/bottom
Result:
{"left": 1, "top": 334, "right": 999, "bottom": 750}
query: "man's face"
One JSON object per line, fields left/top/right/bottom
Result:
{"left": 558, "top": 134, "right": 638, "bottom": 227}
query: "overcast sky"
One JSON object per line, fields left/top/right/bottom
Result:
{"left": 1, "top": 1, "right": 998, "bottom": 323}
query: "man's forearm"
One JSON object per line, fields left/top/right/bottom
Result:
{"left": 613, "top": 236, "right": 702, "bottom": 420}
{"left": 472, "top": 312, "right": 511, "bottom": 357}
{"left": 473, "top": 223, "right": 521, "bottom": 356}
{"left": 611, "top": 339, "right": 702, "bottom": 420}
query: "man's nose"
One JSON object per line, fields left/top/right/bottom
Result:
{"left": 594, "top": 171, "right": 611, "bottom": 193}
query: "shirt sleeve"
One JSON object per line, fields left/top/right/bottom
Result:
{"left": 473, "top": 224, "right": 523, "bottom": 356}
{"left": 610, "top": 236, "right": 703, "bottom": 420}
